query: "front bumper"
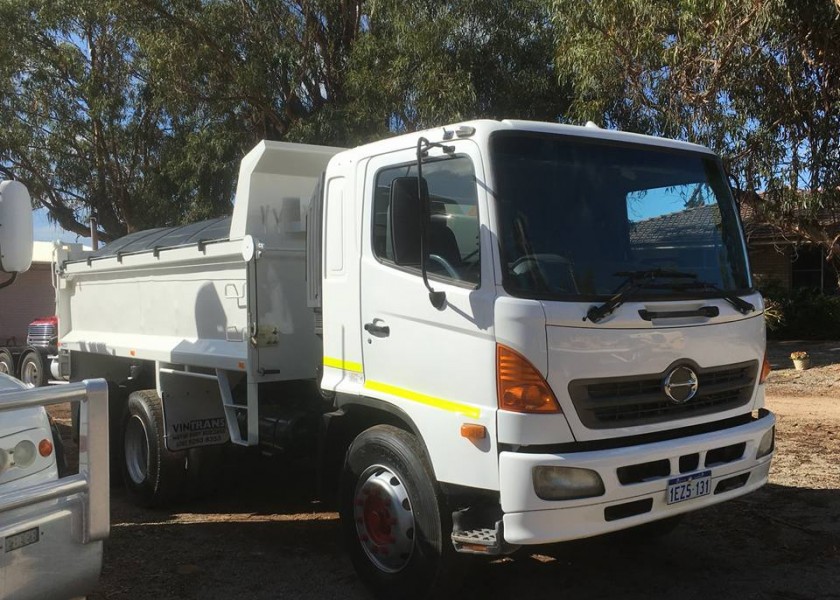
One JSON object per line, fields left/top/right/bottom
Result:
{"left": 499, "top": 411, "right": 775, "bottom": 545}
{"left": 1, "top": 498, "right": 103, "bottom": 600}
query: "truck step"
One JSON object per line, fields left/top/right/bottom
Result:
{"left": 450, "top": 521, "right": 518, "bottom": 556}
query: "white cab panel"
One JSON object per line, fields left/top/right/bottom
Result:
{"left": 543, "top": 299, "right": 767, "bottom": 442}
{"left": 357, "top": 141, "right": 500, "bottom": 491}
{"left": 320, "top": 154, "right": 366, "bottom": 398}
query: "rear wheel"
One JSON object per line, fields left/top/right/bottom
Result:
{"left": 340, "top": 425, "right": 456, "bottom": 599}
{"left": 122, "top": 390, "right": 189, "bottom": 507}
{"left": 121, "top": 389, "right": 224, "bottom": 506}
{"left": 19, "top": 351, "right": 46, "bottom": 388}
{"left": 0, "top": 349, "right": 14, "bottom": 376}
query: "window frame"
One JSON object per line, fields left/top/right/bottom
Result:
{"left": 369, "top": 153, "right": 482, "bottom": 290}
{"left": 488, "top": 130, "right": 754, "bottom": 302}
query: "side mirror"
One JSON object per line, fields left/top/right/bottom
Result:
{"left": 0, "top": 181, "right": 34, "bottom": 273}
{"left": 389, "top": 177, "right": 427, "bottom": 266}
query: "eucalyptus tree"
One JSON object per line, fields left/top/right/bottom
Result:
{"left": 2, "top": 0, "right": 567, "bottom": 239}
{"left": 0, "top": 0, "right": 197, "bottom": 240}
{"left": 346, "top": 0, "right": 567, "bottom": 140}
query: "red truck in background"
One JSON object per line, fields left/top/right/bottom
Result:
{"left": 0, "top": 315, "right": 58, "bottom": 388}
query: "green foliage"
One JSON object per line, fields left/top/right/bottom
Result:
{"left": 0, "top": 0, "right": 196, "bottom": 240}
{"left": 1, "top": 0, "right": 568, "bottom": 238}
{"left": 4, "top": 0, "right": 840, "bottom": 248}
{"left": 761, "top": 285, "right": 840, "bottom": 339}
{"left": 346, "top": 0, "right": 566, "bottom": 139}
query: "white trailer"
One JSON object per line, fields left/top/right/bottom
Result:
{"left": 54, "top": 121, "right": 775, "bottom": 598}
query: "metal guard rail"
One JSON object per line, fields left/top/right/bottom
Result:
{"left": 0, "top": 379, "right": 109, "bottom": 543}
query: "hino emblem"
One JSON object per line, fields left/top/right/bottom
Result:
{"left": 663, "top": 366, "right": 698, "bottom": 404}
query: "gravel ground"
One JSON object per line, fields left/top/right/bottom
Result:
{"left": 766, "top": 339, "right": 840, "bottom": 397}
{"left": 55, "top": 341, "right": 840, "bottom": 599}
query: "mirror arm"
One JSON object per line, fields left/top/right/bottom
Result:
{"left": 416, "top": 137, "right": 447, "bottom": 310}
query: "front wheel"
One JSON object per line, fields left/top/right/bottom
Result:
{"left": 340, "top": 425, "right": 456, "bottom": 599}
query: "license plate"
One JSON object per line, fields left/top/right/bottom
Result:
{"left": 666, "top": 470, "right": 712, "bottom": 505}
{"left": 5, "top": 527, "right": 39, "bottom": 553}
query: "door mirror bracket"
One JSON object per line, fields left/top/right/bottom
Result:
{"left": 416, "top": 137, "right": 453, "bottom": 311}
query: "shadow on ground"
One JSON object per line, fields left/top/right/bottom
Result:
{"left": 95, "top": 446, "right": 840, "bottom": 600}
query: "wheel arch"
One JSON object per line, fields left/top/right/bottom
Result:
{"left": 318, "top": 395, "right": 436, "bottom": 504}
{"left": 68, "top": 353, "right": 155, "bottom": 446}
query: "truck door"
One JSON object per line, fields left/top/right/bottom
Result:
{"left": 359, "top": 141, "right": 498, "bottom": 490}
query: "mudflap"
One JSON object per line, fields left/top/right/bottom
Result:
{"left": 159, "top": 370, "right": 230, "bottom": 451}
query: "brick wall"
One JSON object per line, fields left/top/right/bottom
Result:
{"left": 0, "top": 263, "right": 55, "bottom": 345}
{"left": 749, "top": 244, "right": 792, "bottom": 290}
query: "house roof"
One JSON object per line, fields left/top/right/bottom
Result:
{"left": 630, "top": 204, "right": 722, "bottom": 246}
{"left": 736, "top": 189, "right": 840, "bottom": 246}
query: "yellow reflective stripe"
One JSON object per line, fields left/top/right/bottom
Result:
{"left": 364, "top": 380, "right": 481, "bottom": 419}
{"left": 323, "top": 356, "right": 364, "bottom": 373}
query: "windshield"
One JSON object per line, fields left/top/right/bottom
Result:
{"left": 490, "top": 132, "right": 751, "bottom": 300}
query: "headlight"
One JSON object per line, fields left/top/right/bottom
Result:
{"left": 757, "top": 426, "right": 775, "bottom": 459}
{"left": 13, "top": 440, "right": 37, "bottom": 468}
{"left": 533, "top": 466, "right": 605, "bottom": 501}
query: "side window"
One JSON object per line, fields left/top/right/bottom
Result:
{"left": 372, "top": 156, "right": 480, "bottom": 285}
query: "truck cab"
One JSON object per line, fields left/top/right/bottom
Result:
{"left": 316, "top": 120, "right": 774, "bottom": 591}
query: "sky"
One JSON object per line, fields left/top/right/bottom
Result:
{"left": 33, "top": 207, "right": 91, "bottom": 243}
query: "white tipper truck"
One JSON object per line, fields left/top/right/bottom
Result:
{"left": 53, "top": 120, "right": 775, "bottom": 598}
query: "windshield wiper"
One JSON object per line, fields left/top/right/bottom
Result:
{"left": 668, "top": 280, "right": 755, "bottom": 315}
{"left": 585, "top": 269, "right": 698, "bottom": 323}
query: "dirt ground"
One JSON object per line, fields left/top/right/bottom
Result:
{"left": 63, "top": 342, "right": 840, "bottom": 599}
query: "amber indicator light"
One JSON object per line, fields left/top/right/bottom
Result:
{"left": 496, "top": 344, "right": 561, "bottom": 413}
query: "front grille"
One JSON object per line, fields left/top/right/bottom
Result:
{"left": 26, "top": 324, "right": 57, "bottom": 348}
{"left": 569, "top": 361, "right": 758, "bottom": 429}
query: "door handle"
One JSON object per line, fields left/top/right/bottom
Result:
{"left": 364, "top": 319, "right": 390, "bottom": 337}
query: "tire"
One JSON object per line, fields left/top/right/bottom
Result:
{"left": 122, "top": 389, "right": 189, "bottom": 507}
{"left": 0, "top": 349, "right": 14, "bottom": 376}
{"left": 340, "top": 425, "right": 456, "bottom": 600}
{"left": 19, "top": 351, "right": 46, "bottom": 388}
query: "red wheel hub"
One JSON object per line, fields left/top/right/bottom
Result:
{"left": 352, "top": 465, "right": 415, "bottom": 573}
{"left": 363, "top": 492, "right": 393, "bottom": 546}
